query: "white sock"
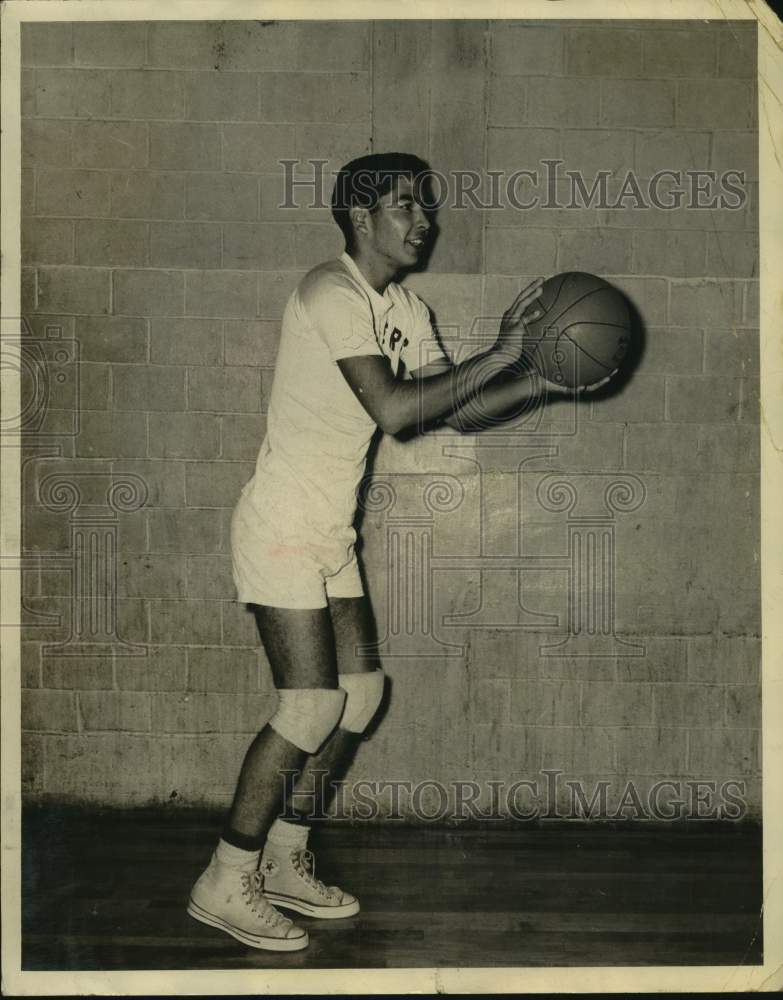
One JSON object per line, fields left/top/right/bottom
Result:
{"left": 215, "top": 837, "right": 260, "bottom": 871}
{"left": 266, "top": 818, "right": 309, "bottom": 850}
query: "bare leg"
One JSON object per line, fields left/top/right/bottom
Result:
{"left": 224, "top": 604, "right": 339, "bottom": 843}
{"left": 285, "top": 596, "right": 382, "bottom": 823}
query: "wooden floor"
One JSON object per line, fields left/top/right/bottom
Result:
{"left": 21, "top": 809, "right": 763, "bottom": 970}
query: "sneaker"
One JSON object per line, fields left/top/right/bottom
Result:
{"left": 187, "top": 854, "right": 309, "bottom": 951}
{"left": 260, "top": 846, "right": 360, "bottom": 919}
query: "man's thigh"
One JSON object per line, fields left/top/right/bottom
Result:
{"left": 251, "top": 605, "right": 338, "bottom": 689}
{"left": 327, "top": 596, "right": 380, "bottom": 675}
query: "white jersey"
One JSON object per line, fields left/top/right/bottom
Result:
{"left": 236, "top": 251, "right": 436, "bottom": 568}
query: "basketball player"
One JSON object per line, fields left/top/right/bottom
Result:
{"left": 186, "top": 153, "right": 602, "bottom": 950}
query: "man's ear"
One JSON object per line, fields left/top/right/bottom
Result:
{"left": 349, "top": 206, "right": 370, "bottom": 240}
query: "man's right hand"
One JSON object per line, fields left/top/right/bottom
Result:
{"left": 493, "top": 277, "right": 545, "bottom": 362}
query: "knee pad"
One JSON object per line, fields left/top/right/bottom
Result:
{"left": 338, "top": 669, "right": 385, "bottom": 734}
{"left": 268, "top": 687, "right": 346, "bottom": 753}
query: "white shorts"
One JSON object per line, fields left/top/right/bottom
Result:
{"left": 230, "top": 494, "right": 364, "bottom": 610}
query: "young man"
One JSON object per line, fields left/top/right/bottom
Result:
{"left": 186, "top": 152, "right": 583, "bottom": 951}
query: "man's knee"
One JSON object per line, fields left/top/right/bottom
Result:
{"left": 268, "top": 688, "right": 346, "bottom": 753}
{"left": 338, "top": 669, "right": 385, "bottom": 734}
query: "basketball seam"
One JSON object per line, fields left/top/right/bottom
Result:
{"left": 539, "top": 283, "right": 616, "bottom": 334}
{"left": 560, "top": 330, "right": 614, "bottom": 374}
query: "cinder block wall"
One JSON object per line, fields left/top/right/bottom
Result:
{"left": 19, "top": 19, "right": 761, "bottom": 819}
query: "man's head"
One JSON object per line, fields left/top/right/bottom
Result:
{"left": 331, "top": 152, "right": 435, "bottom": 264}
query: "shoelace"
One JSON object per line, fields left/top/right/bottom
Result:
{"left": 292, "top": 848, "right": 332, "bottom": 898}
{"left": 240, "top": 870, "right": 289, "bottom": 927}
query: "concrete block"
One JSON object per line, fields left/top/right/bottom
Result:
{"left": 743, "top": 282, "right": 758, "bottom": 324}
{"left": 21, "top": 645, "right": 41, "bottom": 687}
{"left": 22, "top": 689, "right": 77, "bottom": 732}
{"left": 294, "top": 122, "right": 371, "bottom": 180}
{"left": 293, "top": 224, "right": 345, "bottom": 270}
{"left": 22, "top": 734, "right": 43, "bottom": 793}
{"left": 614, "top": 726, "right": 688, "bottom": 774}
{"left": 259, "top": 72, "right": 370, "bottom": 123}
{"left": 640, "top": 327, "right": 703, "bottom": 375}
{"left": 21, "top": 69, "right": 36, "bottom": 116}
{"left": 186, "top": 173, "right": 258, "bottom": 222}
{"left": 257, "top": 271, "right": 303, "bottom": 317}
{"left": 74, "top": 219, "right": 148, "bottom": 267}
{"left": 653, "top": 683, "right": 724, "bottom": 727}
{"left": 184, "top": 72, "right": 257, "bottom": 121}
{"left": 36, "top": 69, "right": 109, "bottom": 117}
{"left": 725, "top": 685, "right": 760, "bottom": 728}
{"left": 21, "top": 22, "right": 73, "bottom": 66}
{"left": 71, "top": 120, "right": 147, "bottom": 169}
{"left": 148, "top": 507, "right": 223, "bottom": 555}
{"left": 111, "top": 172, "right": 185, "bottom": 220}
{"left": 110, "top": 70, "right": 183, "bottom": 119}
{"left": 150, "top": 318, "right": 222, "bottom": 366}
{"left": 74, "top": 22, "right": 146, "bottom": 67}
{"left": 219, "top": 413, "right": 267, "bottom": 460}
{"left": 485, "top": 227, "right": 557, "bottom": 275}
{"left": 149, "top": 122, "right": 221, "bottom": 171}
{"left": 188, "top": 367, "right": 261, "bottom": 414}
{"left": 22, "top": 119, "right": 72, "bottom": 168}
{"left": 538, "top": 422, "right": 624, "bottom": 472}
{"left": 22, "top": 168, "right": 35, "bottom": 216}
{"left": 186, "top": 646, "right": 258, "bottom": 693}
{"left": 590, "top": 374, "right": 665, "bottom": 423}
{"left": 601, "top": 79, "right": 675, "bottom": 128}
{"left": 36, "top": 168, "right": 109, "bottom": 217}
{"left": 296, "top": 21, "right": 370, "bottom": 72}
{"left": 185, "top": 271, "right": 257, "bottom": 319}
{"left": 688, "top": 728, "right": 757, "bottom": 776}
{"left": 566, "top": 27, "right": 642, "bottom": 77}
{"left": 580, "top": 681, "right": 653, "bottom": 725}
{"left": 642, "top": 27, "right": 717, "bottom": 77}
{"left": 151, "top": 691, "right": 221, "bottom": 732}
{"left": 148, "top": 600, "right": 222, "bottom": 646}
{"left": 79, "top": 363, "right": 111, "bottom": 410}
{"left": 711, "top": 131, "right": 758, "bottom": 181}
{"left": 184, "top": 554, "right": 235, "bottom": 599}
{"left": 486, "top": 126, "right": 560, "bottom": 174}
{"left": 75, "top": 315, "right": 148, "bottom": 363}
{"left": 41, "top": 655, "right": 114, "bottom": 690}
{"left": 510, "top": 680, "right": 579, "bottom": 726}
{"left": 113, "top": 269, "right": 183, "bottom": 317}
{"left": 119, "top": 554, "right": 186, "bottom": 598}
{"left": 218, "top": 693, "right": 277, "bottom": 734}
{"left": 76, "top": 410, "right": 146, "bottom": 458}
{"left": 635, "top": 129, "right": 711, "bottom": 177}
{"left": 115, "top": 645, "right": 188, "bottom": 691}
{"left": 22, "top": 219, "right": 74, "bottom": 266}
{"left": 259, "top": 171, "right": 332, "bottom": 224}
{"left": 37, "top": 266, "right": 109, "bottom": 314}
{"left": 469, "top": 629, "right": 547, "bottom": 681}
{"left": 633, "top": 230, "right": 706, "bottom": 277}
{"left": 221, "top": 601, "right": 261, "bottom": 648}
{"left": 669, "top": 279, "right": 740, "bottom": 327}
{"left": 623, "top": 423, "right": 694, "bottom": 472}
{"left": 147, "top": 412, "right": 220, "bottom": 459}
{"left": 148, "top": 21, "right": 297, "bottom": 71}
{"left": 492, "top": 24, "right": 564, "bottom": 76}
{"left": 79, "top": 691, "right": 150, "bottom": 731}
{"left": 185, "top": 460, "right": 253, "bottom": 507}
{"left": 706, "top": 232, "right": 758, "bottom": 278}
{"left": 697, "top": 423, "right": 760, "bottom": 472}
{"left": 223, "top": 122, "right": 296, "bottom": 173}
{"left": 108, "top": 458, "right": 186, "bottom": 508}
{"left": 372, "top": 21, "right": 430, "bottom": 152}
{"left": 739, "top": 377, "right": 760, "bottom": 424}
{"left": 113, "top": 364, "right": 186, "bottom": 411}
{"left": 527, "top": 76, "right": 600, "bottom": 127}
{"left": 562, "top": 129, "right": 634, "bottom": 179}
{"left": 717, "top": 25, "right": 757, "bottom": 78}
{"left": 224, "top": 320, "right": 279, "bottom": 367}
{"left": 472, "top": 678, "right": 511, "bottom": 724}
{"left": 150, "top": 222, "right": 221, "bottom": 270}
{"left": 488, "top": 76, "right": 527, "bottom": 127}
{"left": 615, "top": 637, "right": 687, "bottom": 683}
{"left": 557, "top": 227, "right": 633, "bottom": 274}
{"left": 539, "top": 725, "right": 614, "bottom": 773}
{"left": 677, "top": 80, "right": 755, "bottom": 129}
{"left": 223, "top": 223, "right": 295, "bottom": 270}
{"left": 687, "top": 635, "right": 760, "bottom": 684}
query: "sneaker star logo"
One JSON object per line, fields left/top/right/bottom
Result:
{"left": 260, "top": 859, "right": 278, "bottom": 877}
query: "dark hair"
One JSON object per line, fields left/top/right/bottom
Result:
{"left": 331, "top": 152, "right": 433, "bottom": 251}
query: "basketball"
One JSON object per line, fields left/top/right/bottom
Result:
{"left": 521, "top": 272, "right": 632, "bottom": 388}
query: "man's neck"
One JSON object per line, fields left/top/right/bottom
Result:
{"left": 347, "top": 248, "right": 399, "bottom": 294}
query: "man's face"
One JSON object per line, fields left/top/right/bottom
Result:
{"left": 361, "top": 174, "right": 431, "bottom": 269}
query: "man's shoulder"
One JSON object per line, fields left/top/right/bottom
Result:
{"left": 298, "top": 257, "right": 367, "bottom": 312}
{"left": 388, "top": 280, "right": 430, "bottom": 322}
